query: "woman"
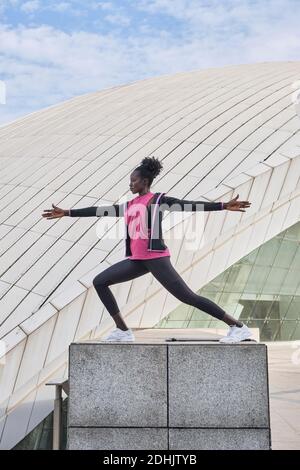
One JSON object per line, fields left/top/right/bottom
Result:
{"left": 42, "top": 156, "right": 252, "bottom": 344}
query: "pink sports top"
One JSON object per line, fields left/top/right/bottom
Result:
{"left": 124, "top": 191, "right": 170, "bottom": 260}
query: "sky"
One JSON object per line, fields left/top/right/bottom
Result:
{"left": 0, "top": 0, "right": 300, "bottom": 126}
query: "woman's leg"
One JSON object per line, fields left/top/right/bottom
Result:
{"left": 143, "top": 257, "right": 243, "bottom": 325}
{"left": 93, "top": 259, "right": 149, "bottom": 330}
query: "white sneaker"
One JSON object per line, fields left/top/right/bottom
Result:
{"left": 219, "top": 324, "right": 253, "bottom": 343}
{"left": 101, "top": 327, "right": 135, "bottom": 342}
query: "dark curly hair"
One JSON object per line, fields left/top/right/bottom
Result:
{"left": 134, "top": 156, "right": 163, "bottom": 186}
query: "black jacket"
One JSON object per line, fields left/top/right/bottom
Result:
{"left": 69, "top": 192, "right": 224, "bottom": 257}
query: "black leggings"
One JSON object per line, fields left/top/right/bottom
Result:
{"left": 92, "top": 256, "right": 226, "bottom": 321}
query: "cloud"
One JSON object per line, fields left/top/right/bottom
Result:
{"left": 104, "top": 13, "right": 131, "bottom": 27}
{"left": 20, "top": 0, "right": 40, "bottom": 14}
{"left": 1, "top": 0, "right": 83, "bottom": 18}
{"left": 0, "top": 0, "right": 300, "bottom": 126}
{"left": 0, "top": 24, "right": 136, "bottom": 125}
{"left": 48, "top": 2, "right": 71, "bottom": 13}
{"left": 93, "top": 1, "right": 114, "bottom": 11}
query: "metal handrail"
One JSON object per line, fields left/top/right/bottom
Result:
{"left": 46, "top": 378, "right": 69, "bottom": 450}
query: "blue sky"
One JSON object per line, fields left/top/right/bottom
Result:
{"left": 1, "top": 0, "right": 300, "bottom": 125}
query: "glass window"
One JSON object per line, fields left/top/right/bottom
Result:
{"left": 273, "top": 239, "right": 298, "bottom": 269}
{"left": 251, "top": 300, "right": 273, "bottom": 319}
{"left": 280, "top": 270, "right": 300, "bottom": 295}
{"left": 245, "top": 265, "right": 270, "bottom": 294}
{"left": 290, "top": 322, "right": 300, "bottom": 340}
{"left": 157, "top": 221, "right": 300, "bottom": 342}
{"left": 284, "top": 297, "right": 300, "bottom": 320}
{"left": 263, "top": 267, "right": 288, "bottom": 294}
{"left": 260, "top": 320, "right": 280, "bottom": 341}
{"left": 255, "top": 237, "right": 281, "bottom": 267}
{"left": 275, "top": 321, "right": 297, "bottom": 341}
{"left": 188, "top": 320, "right": 213, "bottom": 328}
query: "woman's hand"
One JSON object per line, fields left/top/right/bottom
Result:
{"left": 224, "top": 194, "right": 251, "bottom": 212}
{"left": 42, "top": 203, "right": 68, "bottom": 219}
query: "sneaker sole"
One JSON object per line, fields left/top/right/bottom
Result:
{"left": 101, "top": 337, "right": 135, "bottom": 342}
{"left": 219, "top": 332, "right": 253, "bottom": 343}
{"left": 102, "top": 340, "right": 135, "bottom": 342}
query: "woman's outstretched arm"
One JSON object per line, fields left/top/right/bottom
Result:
{"left": 160, "top": 195, "right": 223, "bottom": 212}
{"left": 160, "top": 194, "right": 251, "bottom": 212}
{"left": 42, "top": 203, "right": 125, "bottom": 219}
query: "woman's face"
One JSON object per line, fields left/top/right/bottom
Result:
{"left": 129, "top": 171, "right": 147, "bottom": 194}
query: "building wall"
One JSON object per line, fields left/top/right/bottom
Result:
{"left": 1, "top": 61, "right": 300, "bottom": 448}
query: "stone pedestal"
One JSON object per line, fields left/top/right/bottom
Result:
{"left": 67, "top": 338, "right": 271, "bottom": 450}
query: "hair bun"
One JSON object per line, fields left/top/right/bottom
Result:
{"left": 140, "top": 156, "right": 163, "bottom": 179}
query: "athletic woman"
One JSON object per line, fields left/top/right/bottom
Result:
{"left": 42, "top": 157, "right": 252, "bottom": 343}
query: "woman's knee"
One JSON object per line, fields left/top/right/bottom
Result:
{"left": 92, "top": 274, "right": 109, "bottom": 290}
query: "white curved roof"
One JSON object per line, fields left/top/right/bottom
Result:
{"left": 0, "top": 61, "right": 300, "bottom": 448}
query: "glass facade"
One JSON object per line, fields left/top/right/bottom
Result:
{"left": 155, "top": 221, "right": 300, "bottom": 342}
{"left": 13, "top": 398, "right": 68, "bottom": 450}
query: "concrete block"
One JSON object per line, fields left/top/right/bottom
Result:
{"left": 68, "top": 343, "right": 168, "bottom": 427}
{"left": 67, "top": 339, "right": 271, "bottom": 450}
{"left": 168, "top": 344, "right": 269, "bottom": 428}
{"left": 169, "top": 428, "right": 271, "bottom": 450}
{"left": 68, "top": 427, "right": 168, "bottom": 450}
